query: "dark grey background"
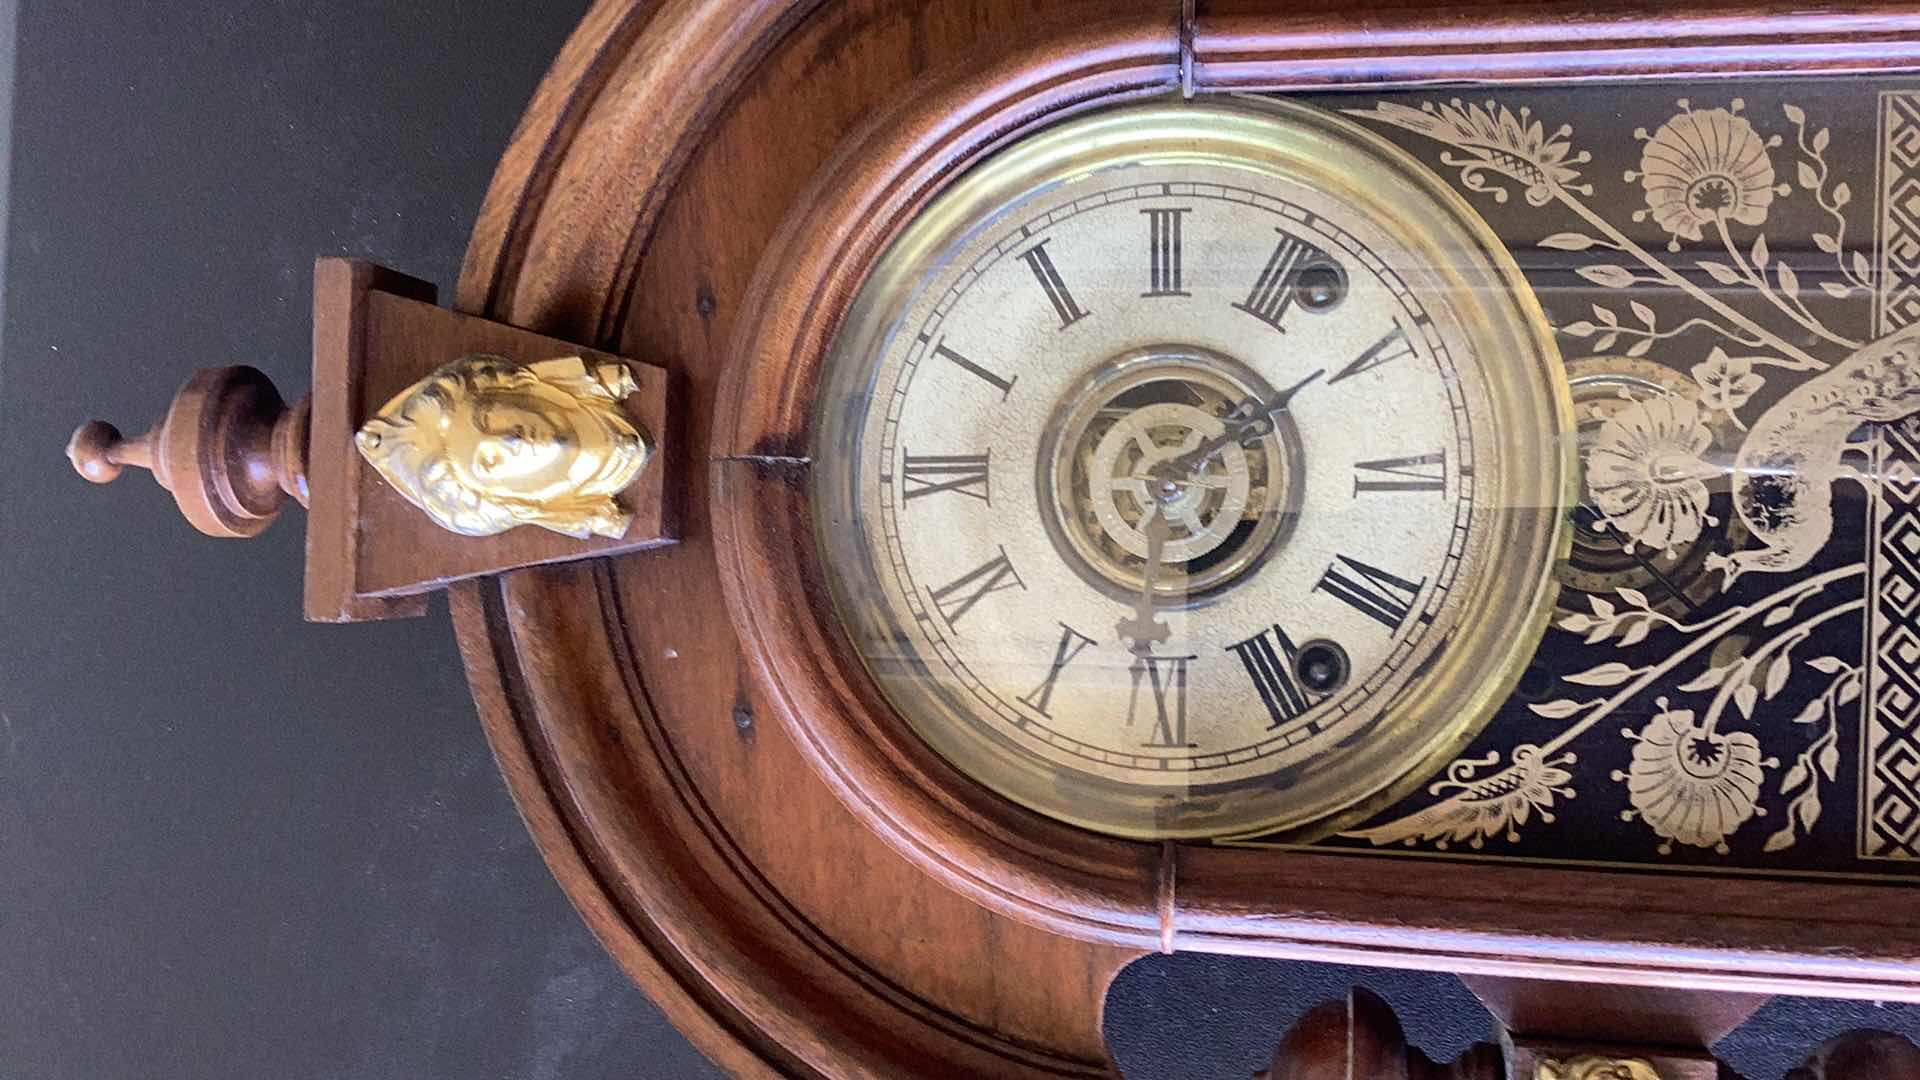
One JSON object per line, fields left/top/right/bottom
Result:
{"left": 2, "top": 3, "right": 1917, "bottom": 1078}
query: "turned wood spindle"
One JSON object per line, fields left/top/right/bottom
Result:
{"left": 67, "top": 365, "right": 310, "bottom": 539}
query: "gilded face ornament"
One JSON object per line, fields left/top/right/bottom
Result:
{"left": 355, "top": 354, "right": 649, "bottom": 540}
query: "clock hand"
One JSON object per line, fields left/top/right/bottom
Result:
{"left": 1115, "top": 509, "right": 1173, "bottom": 656}
{"left": 1154, "top": 367, "right": 1325, "bottom": 482}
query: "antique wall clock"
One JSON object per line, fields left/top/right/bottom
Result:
{"left": 65, "top": 0, "right": 1920, "bottom": 1076}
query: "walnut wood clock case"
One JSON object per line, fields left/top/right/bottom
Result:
{"left": 71, "top": 1, "right": 1920, "bottom": 1077}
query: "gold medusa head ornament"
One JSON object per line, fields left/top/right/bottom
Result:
{"left": 1537, "top": 1057, "right": 1665, "bottom": 1080}
{"left": 356, "top": 354, "right": 650, "bottom": 540}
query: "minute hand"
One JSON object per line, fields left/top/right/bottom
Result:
{"left": 1156, "top": 368, "right": 1324, "bottom": 481}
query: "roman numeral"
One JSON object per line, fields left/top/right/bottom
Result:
{"left": 1128, "top": 653, "right": 1196, "bottom": 749}
{"left": 1233, "top": 229, "right": 1320, "bottom": 331}
{"left": 1226, "top": 625, "right": 1313, "bottom": 730}
{"left": 1018, "top": 241, "right": 1090, "bottom": 329}
{"left": 1142, "top": 207, "right": 1191, "bottom": 297}
{"left": 1017, "top": 623, "right": 1097, "bottom": 717}
{"left": 928, "top": 549, "right": 1025, "bottom": 628}
{"left": 1329, "top": 325, "right": 1416, "bottom": 385}
{"left": 934, "top": 339, "right": 1017, "bottom": 399}
{"left": 902, "top": 451, "right": 991, "bottom": 504}
{"left": 1352, "top": 450, "right": 1446, "bottom": 496}
{"left": 1316, "top": 555, "right": 1426, "bottom": 631}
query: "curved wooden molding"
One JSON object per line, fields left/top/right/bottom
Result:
{"left": 1189, "top": 1, "right": 1920, "bottom": 90}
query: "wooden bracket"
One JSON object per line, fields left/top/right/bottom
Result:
{"left": 69, "top": 257, "right": 675, "bottom": 623}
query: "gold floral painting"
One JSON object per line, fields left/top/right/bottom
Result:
{"left": 1247, "top": 78, "right": 1920, "bottom": 880}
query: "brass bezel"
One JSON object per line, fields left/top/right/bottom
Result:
{"left": 812, "top": 97, "right": 1576, "bottom": 840}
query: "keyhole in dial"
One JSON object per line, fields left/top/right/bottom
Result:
{"left": 1294, "top": 639, "right": 1351, "bottom": 695}
{"left": 1295, "top": 263, "right": 1347, "bottom": 312}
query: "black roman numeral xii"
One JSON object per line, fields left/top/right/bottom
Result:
{"left": 1142, "top": 207, "right": 1191, "bottom": 297}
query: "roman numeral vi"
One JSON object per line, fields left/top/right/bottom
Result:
{"left": 1129, "top": 653, "right": 1196, "bottom": 749}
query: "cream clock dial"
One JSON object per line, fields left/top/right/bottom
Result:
{"left": 814, "top": 99, "right": 1573, "bottom": 840}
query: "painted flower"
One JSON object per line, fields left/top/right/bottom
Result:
{"left": 1343, "top": 745, "right": 1577, "bottom": 850}
{"left": 1585, "top": 394, "right": 1722, "bottom": 553}
{"left": 1627, "top": 99, "right": 1789, "bottom": 250}
{"left": 1691, "top": 348, "right": 1766, "bottom": 421}
{"left": 1344, "top": 99, "right": 1591, "bottom": 206}
{"left": 1613, "top": 699, "right": 1775, "bottom": 854}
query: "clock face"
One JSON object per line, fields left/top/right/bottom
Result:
{"left": 813, "top": 100, "right": 1573, "bottom": 839}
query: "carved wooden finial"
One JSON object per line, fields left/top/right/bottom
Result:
{"left": 68, "top": 365, "right": 310, "bottom": 538}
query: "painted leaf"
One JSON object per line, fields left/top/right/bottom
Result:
{"left": 1765, "top": 653, "right": 1792, "bottom": 699}
{"left": 1839, "top": 678, "right": 1862, "bottom": 706}
{"left": 1529, "top": 699, "right": 1586, "bottom": 719}
{"left": 1540, "top": 232, "right": 1598, "bottom": 251}
{"left": 1782, "top": 761, "right": 1809, "bottom": 793}
{"left": 1735, "top": 681, "right": 1759, "bottom": 719}
{"left": 1818, "top": 742, "right": 1841, "bottom": 782}
{"left": 1796, "top": 791, "right": 1822, "bottom": 830}
{"left": 1777, "top": 261, "right": 1801, "bottom": 299}
{"left": 1678, "top": 664, "right": 1733, "bottom": 692}
{"left": 1699, "top": 261, "right": 1742, "bottom": 285}
{"left": 1566, "top": 662, "right": 1635, "bottom": 687}
{"left": 1806, "top": 656, "right": 1844, "bottom": 674}
{"left": 1797, "top": 161, "right": 1819, "bottom": 189}
{"left": 1577, "top": 264, "right": 1636, "bottom": 289}
{"left": 1752, "top": 233, "right": 1770, "bottom": 269}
